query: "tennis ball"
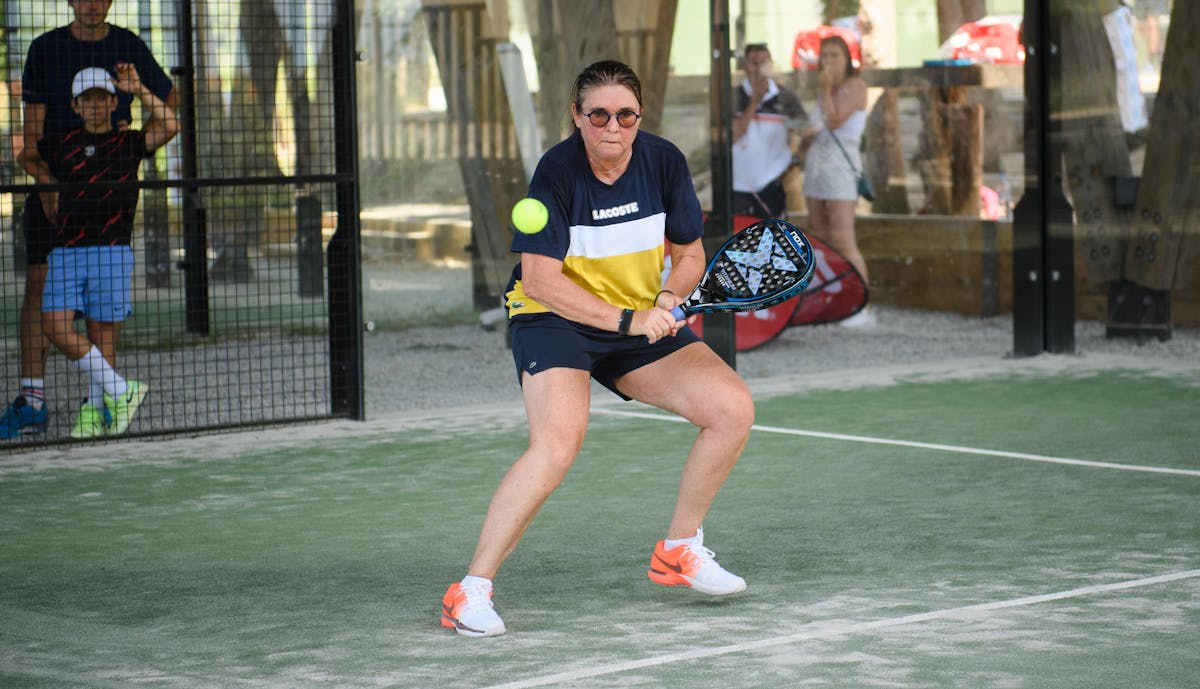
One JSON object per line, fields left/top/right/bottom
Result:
{"left": 511, "top": 197, "right": 548, "bottom": 234}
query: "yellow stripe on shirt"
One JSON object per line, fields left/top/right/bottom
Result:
{"left": 506, "top": 213, "right": 668, "bottom": 318}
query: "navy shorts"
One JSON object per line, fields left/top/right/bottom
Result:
{"left": 509, "top": 313, "right": 702, "bottom": 400}
{"left": 22, "top": 194, "right": 57, "bottom": 266}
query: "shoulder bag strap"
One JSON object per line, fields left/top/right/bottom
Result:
{"left": 827, "top": 130, "right": 862, "bottom": 177}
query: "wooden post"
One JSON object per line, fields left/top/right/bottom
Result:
{"left": 1057, "top": 1, "right": 1131, "bottom": 286}
{"left": 948, "top": 96, "right": 983, "bottom": 217}
{"left": 917, "top": 89, "right": 953, "bottom": 215}
{"left": 866, "top": 90, "right": 910, "bottom": 213}
{"left": 861, "top": 0, "right": 907, "bottom": 213}
{"left": 921, "top": 1, "right": 988, "bottom": 216}
{"left": 918, "top": 86, "right": 980, "bottom": 216}
{"left": 1125, "top": 0, "right": 1200, "bottom": 292}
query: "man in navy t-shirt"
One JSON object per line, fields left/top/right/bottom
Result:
{"left": 2, "top": 0, "right": 176, "bottom": 439}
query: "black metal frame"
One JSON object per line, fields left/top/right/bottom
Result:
{"left": 328, "top": 0, "right": 366, "bottom": 420}
{"left": 1013, "top": 0, "right": 1076, "bottom": 356}
{"left": 0, "top": 0, "right": 365, "bottom": 446}
{"left": 706, "top": 0, "right": 737, "bottom": 367}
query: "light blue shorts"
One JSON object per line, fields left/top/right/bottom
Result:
{"left": 43, "top": 245, "right": 134, "bottom": 322}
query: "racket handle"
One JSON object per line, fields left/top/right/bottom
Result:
{"left": 670, "top": 306, "right": 685, "bottom": 321}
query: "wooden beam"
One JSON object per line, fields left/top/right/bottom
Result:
{"left": 1057, "top": 2, "right": 1132, "bottom": 285}
{"left": 1125, "top": 0, "right": 1200, "bottom": 290}
{"left": 861, "top": 64, "right": 1023, "bottom": 90}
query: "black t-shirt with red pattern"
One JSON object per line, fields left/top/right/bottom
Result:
{"left": 39, "top": 127, "right": 146, "bottom": 247}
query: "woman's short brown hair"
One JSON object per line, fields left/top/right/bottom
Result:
{"left": 571, "top": 60, "right": 643, "bottom": 115}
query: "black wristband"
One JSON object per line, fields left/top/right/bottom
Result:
{"left": 618, "top": 308, "right": 634, "bottom": 335}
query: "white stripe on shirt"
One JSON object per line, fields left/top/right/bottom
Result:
{"left": 566, "top": 213, "right": 667, "bottom": 259}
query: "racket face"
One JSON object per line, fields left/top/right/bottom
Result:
{"left": 685, "top": 219, "right": 814, "bottom": 314}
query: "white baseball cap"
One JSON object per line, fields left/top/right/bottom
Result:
{"left": 71, "top": 67, "right": 116, "bottom": 98}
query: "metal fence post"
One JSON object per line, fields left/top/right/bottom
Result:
{"left": 328, "top": 0, "right": 365, "bottom": 419}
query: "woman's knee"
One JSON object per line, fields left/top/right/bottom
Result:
{"left": 527, "top": 430, "right": 586, "bottom": 474}
{"left": 731, "top": 391, "right": 756, "bottom": 435}
{"left": 704, "top": 382, "right": 755, "bottom": 438}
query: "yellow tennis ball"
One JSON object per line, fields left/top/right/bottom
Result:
{"left": 511, "top": 197, "right": 548, "bottom": 234}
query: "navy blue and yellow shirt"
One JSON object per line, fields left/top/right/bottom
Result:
{"left": 506, "top": 130, "right": 703, "bottom": 319}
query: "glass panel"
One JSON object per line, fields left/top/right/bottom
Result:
{"left": 728, "top": 1, "right": 1020, "bottom": 351}
{"left": 353, "top": 0, "right": 1040, "bottom": 402}
{"left": 1068, "top": 0, "right": 1188, "bottom": 343}
{"left": 2, "top": 1, "right": 1191, "bottom": 438}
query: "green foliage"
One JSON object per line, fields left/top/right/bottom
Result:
{"left": 823, "top": 0, "right": 860, "bottom": 24}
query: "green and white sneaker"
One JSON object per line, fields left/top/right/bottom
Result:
{"left": 104, "top": 381, "right": 148, "bottom": 436}
{"left": 70, "top": 401, "right": 108, "bottom": 439}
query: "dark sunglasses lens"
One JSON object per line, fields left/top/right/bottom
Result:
{"left": 585, "top": 110, "right": 640, "bottom": 127}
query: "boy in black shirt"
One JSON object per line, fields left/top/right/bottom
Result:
{"left": 21, "top": 65, "right": 178, "bottom": 438}
{"left": 3, "top": 0, "right": 175, "bottom": 438}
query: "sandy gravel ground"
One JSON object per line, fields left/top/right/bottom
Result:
{"left": 363, "top": 303, "right": 1200, "bottom": 417}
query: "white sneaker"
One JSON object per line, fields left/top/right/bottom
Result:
{"left": 441, "top": 580, "right": 507, "bottom": 637}
{"left": 648, "top": 529, "right": 747, "bottom": 596}
{"left": 839, "top": 308, "right": 876, "bottom": 328}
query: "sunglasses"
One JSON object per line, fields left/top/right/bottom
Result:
{"left": 582, "top": 108, "right": 642, "bottom": 128}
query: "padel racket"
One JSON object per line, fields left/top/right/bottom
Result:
{"left": 671, "top": 218, "right": 815, "bottom": 320}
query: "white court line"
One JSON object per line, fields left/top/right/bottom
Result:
{"left": 593, "top": 408, "right": 1200, "bottom": 477}
{"left": 480, "top": 569, "right": 1200, "bottom": 689}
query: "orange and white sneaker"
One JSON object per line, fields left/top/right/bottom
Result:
{"left": 441, "top": 580, "right": 506, "bottom": 637}
{"left": 648, "top": 528, "right": 747, "bottom": 595}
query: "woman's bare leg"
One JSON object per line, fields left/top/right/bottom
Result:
{"left": 466, "top": 367, "right": 593, "bottom": 578}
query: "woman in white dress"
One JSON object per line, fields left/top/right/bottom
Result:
{"left": 802, "top": 35, "right": 871, "bottom": 304}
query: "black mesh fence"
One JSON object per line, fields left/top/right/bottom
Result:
{"left": 1, "top": 0, "right": 362, "bottom": 448}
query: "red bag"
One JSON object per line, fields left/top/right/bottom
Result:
{"left": 938, "top": 16, "right": 1025, "bottom": 65}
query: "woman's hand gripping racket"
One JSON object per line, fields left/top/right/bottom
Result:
{"left": 670, "top": 218, "right": 816, "bottom": 320}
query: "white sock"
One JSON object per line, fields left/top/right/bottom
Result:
{"left": 19, "top": 377, "right": 45, "bottom": 410}
{"left": 461, "top": 575, "right": 492, "bottom": 589}
{"left": 89, "top": 380, "right": 107, "bottom": 408}
{"left": 664, "top": 527, "right": 703, "bottom": 550}
{"left": 74, "top": 346, "right": 128, "bottom": 399}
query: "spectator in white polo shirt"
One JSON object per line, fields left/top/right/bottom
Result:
{"left": 731, "top": 43, "right": 808, "bottom": 219}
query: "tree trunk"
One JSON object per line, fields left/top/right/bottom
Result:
{"left": 528, "top": 0, "right": 619, "bottom": 147}
{"left": 239, "top": 0, "right": 285, "bottom": 179}
{"left": 821, "top": 1, "right": 859, "bottom": 26}
{"left": 935, "top": 0, "right": 987, "bottom": 45}
{"left": 639, "top": 0, "right": 677, "bottom": 136}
